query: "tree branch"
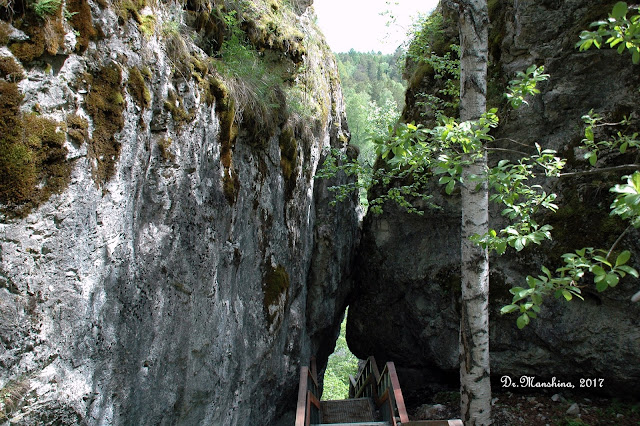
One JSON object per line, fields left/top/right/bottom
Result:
{"left": 606, "top": 225, "right": 632, "bottom": 260}
{"left": 485, "top": 147, "right": 530, "bottom": 156}
{"left": 558, "top": 164, "right": 640, "bottom": 177}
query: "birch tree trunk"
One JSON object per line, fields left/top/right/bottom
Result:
{"left": 456, "top": 0, "right": 492, "bottom": 424}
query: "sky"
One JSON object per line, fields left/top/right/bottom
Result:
{"left": 313, "top": 0, "right": 440, "bottom": 54}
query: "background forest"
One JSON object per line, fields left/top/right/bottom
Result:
{"left": 336, "top": 50, "right": 405, "bottom": 166}
{"left": 322, "top": 50, "right": 408, "bottom": 399}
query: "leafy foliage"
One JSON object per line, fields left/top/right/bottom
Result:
{"left": 322, "top": 313, "right": 359, "bottom": 401}
{"left": 579, "top": 110, "right": 639, "bottom": 166}
{"left": 577, "top": 1, "right": 640, "bottom": 64}
{"left": 403, "top": 11, "right": 460, "bottom": 121}
{"left": 320, "top": 2, "right": 640, "bottom": 330}
{"left": 503, "top": 248, "right": 638, "bottom": 329}
{"left": 610, "top": 172, "right": 640, "bottom": 228}
{"left": 505, "top": 65, "right": 549, "bottom": 109}
{"left": 31, "top": 0, "right": 61, "bottom": 18}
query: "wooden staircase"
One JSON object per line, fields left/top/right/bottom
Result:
{"left": 295, "top": 356, "right": 463, "bottom": 426}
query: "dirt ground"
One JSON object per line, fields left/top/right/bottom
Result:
{"left": 410, "top": 391, "right": 640, "bottom": 425}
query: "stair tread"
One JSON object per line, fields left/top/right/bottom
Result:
{"left": 313, "top": 423, "right": 390, "bottom": 426}
{"left": 320, "top": 397, "right": 377, "bottom": 423}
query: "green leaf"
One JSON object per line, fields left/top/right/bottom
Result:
{"left": 516, "top": 313, "right": 530, "bottom": 329}
{"left": 445, "top": 179, "right": 455, "bottom": 195}
{"left": 618, "top": 265, "right": 639, "bottom": 277}
{"left": 500, "top": 304, "right": 519, "bottom": 314}
{"left": 606, "top": 273, "right": 620, "bottom": 287}
{"left": 593, "top": 255, "right": 612, "bottom": 266}
{"left": 496, "top": 241, "right": 507, "bottom": 255}
{"left": 596, "top": 280, "right": 609, "bottom": 292}
{"left": 592, "top": 265, "right": 606, "bottom": 276}
{"left": 589, "top": 151, "right": 597, "bottom": 166}
{"left": 585, "top": 126, "right": 594, "bottom": 141}
{"left": 562, "top": 289, "right": 573, "bottom": 301}
{"left": 620, "top": 141, "right": 629, "bottom": 153}
{"left": 531, "top": 293, "right": 543, "bottom": 305}
{"left": 612, "top": 2, "right": 628, "bottom": 20}
{"left": 511, "top": 286, "right": 525, "bottom": 295}
{"left": 616, "top": 250, "right": 631, "bottom": 266}
{"left": 633, "top": 49, "right": 640, "bottom": 64}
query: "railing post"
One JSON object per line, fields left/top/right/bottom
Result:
{"left": 386, "top": 362, "right": 409, "bottom": 423}
{"left": 295, "top": 366, "right": 309, "bottom": 426}
{"left": 310, "top": 356, "right": 317, "bottom": 383}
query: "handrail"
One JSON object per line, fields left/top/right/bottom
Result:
{"left": 295, "top": 357, "right": 320, "bottom": 426}
{"left": 377, "top": 361, "right": 410, "bottom": 425}
{"left": 296, "top": 355, "right": 462, "bottom": 426}
{"left": 349, "top": 356, "right": 381, "bottom": 399}
{"left": 348, "top": 356, "right": 408, "bottom": 425}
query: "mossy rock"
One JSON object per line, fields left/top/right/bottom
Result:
{"left": 163, "top": 89, "right": 195, "bottom": 128}
{"left": 127, "top": 66, "right": 151, "bottom": 109}
{"left": 9, "top": 11, "right": 66, "bottom": 62}
{"left": 222, "top": 168, "right": 239, "bottom": 205}
{"left": 0, "top": 21, "right": 11, "bottom": 45}
{"left": 262, "top": 264, "right": 290, "bottom": 327}
{"left": 84, "top": 62, "right": 125, "bottom": 185}
{"left": 116, "top": 0, "right": 147, "bottom": 24}
{"left": 279, "top": 124, "right": 298, "bottom": 198}
{"left": 0, "top": 56, "right": 24, "bottom": 81}
{"left": 0, "top": 81, "right": 71, "bottom": 216}
{"left": 157, "top": 137, "right": 174, "bottom": 162}
{"left": 66, "top": 114, "right": 88, "bottom": 145}
{"left": 208, "top": 76, "right": 241, "bottom": 205}
{"left": 66, "top": 0, "right": 98, "bottom": 52}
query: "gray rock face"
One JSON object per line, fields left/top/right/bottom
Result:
{"left": 0, "top": 1, "right": 357, "bottom": 424}
{"left": 349, "top": 0, "right": 640, "bottom": 404}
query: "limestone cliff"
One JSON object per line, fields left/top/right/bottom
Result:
{"left": 349, "top": 0, "right": 640, "bottom": 404}
{"left": 0, "top": 0, "right": 358, "bottom": 424}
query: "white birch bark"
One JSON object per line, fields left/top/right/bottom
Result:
{"left": 455, "top": 0, "right": 492, "bottom": 424}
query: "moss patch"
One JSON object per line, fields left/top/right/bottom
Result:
{"left": 84, "top": 62, "right": 125, "bottom": 185}
{"left": 66, "top": 0, "right": 98, "bottom": 52}
{"left": 115, "top": 0, "right": 146, "bottom": 24}
{"left": 208, "top": 76, "right": 240, "bottom": 205}
{"left": 0, "top": 81, "right": 71, "bottom": 216}
{"left": 0, "top": 55, "right": 24, "bottom": 81}
{"left": 65, "top": 113, "right": 88, "bottom": 145}
{"left": 279, "top": 124, "right": 298, "bottom": 197}
{"left": 9, "top": 19, "right": 46, "bottom": 63}
{"left": 163, "top": 89, "right": 195, "bottom": 128}
{"left": 0, "top": 21, "right": 11, "bottom": 45}
{"left": 127, "top": 66, "right": 151, "bottom": 109}
{"left": 9, "top": 6, "right": 66, "bottom": 62}
{"left": 0, "top": 376, "right": 31, "bottom": 421}
{"left": 157, "top": 137, "right": 174, "bottom": 162}
{"left": 262, "top": 264, "right": 290, "bottom": 328}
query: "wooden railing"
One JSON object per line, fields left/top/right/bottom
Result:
{"left": 349, "top": 356, "right": 409, "bottom": 426}
{"left": 295, "top": 357, "right": 321, "bottom": 426}
{"left": 296, "top": 355, "right": 463, "bottom": 426}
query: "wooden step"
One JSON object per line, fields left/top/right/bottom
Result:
{"left": 314, "top": 423, "right": 390, "bottom": 426}
{"left": 320, "top": 398, "right": 378, "bottom": 423}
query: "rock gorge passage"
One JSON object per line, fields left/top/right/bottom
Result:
{"left": 0, "top": 1, "right": 638, "bottom": 425}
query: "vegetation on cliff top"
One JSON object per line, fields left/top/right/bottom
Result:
{"left": 1, "top": 0, "right": 336, "bottom": 214}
